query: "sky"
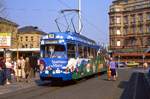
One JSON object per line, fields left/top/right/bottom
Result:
{"left": 4, "top": 0, "right": 113, "bottom": 45}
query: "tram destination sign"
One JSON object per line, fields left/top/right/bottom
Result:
{"left": 45, "top": 40, "right": 58, "bottom": 44}
{"left": 48, "top": 34, "right": 55, "bottom": 38}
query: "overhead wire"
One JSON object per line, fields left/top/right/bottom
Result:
{"left": 56, "top": 0, "right": 107, "bottom": 43}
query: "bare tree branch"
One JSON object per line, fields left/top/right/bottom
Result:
{"left": 0, "top": 0, "right": 7, "bottom": 18}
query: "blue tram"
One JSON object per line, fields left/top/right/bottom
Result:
{"left": 39, "top": 32, "right": 106, "bottom": 81}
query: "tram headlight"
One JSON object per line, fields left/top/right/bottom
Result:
{"left": 46, "top": 66, "right": 52, "bottom": 70}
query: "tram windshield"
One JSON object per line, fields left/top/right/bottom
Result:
{"left": 42, "top": 44, "right": 67, "bottom": 58}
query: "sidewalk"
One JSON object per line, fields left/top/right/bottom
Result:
{"left": 0, "top": 78, "right": 37, "bottom": 95}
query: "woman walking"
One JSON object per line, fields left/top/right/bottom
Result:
{"left": 108, "top": 58, "right": 117, "bottom": 81}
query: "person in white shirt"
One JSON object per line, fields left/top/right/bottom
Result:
{"left": 5, "top": 58, "right": 12, "bottom": 84}
{"left": 20, "top": 56, "right": 25, "bottom": 80}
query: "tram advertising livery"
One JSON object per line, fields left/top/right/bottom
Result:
{"left": 39, "top": 32, "right": 107, "bottom": 81}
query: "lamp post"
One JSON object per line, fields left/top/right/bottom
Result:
{"left": 16, "top": 33, "right": 19, "bottom": 60}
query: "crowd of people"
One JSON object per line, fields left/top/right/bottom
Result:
{"left": 0, "top": 56, "right": 38, "bottom": 85}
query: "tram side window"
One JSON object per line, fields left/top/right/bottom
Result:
{"left": 84, "top": 47, "right": 88, "bottom": 58}
{"left": 89, "top": 48, "right": 96, "bottom": 58}
{"left": 67, "top": 43, "right": 76, "bottom": 58}
{"left": 87, "top": 47, "right": 93, "bottom": 59}
{"left": 78, "top": 45, "right": 84, "bottom": 58}
{"left": 93, "top": 48, "right": 97, "bottom": 57}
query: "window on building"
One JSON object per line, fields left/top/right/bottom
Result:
{"left": 25, "top": 44, "right": 28, "bottom": 48}
{"left": 146, "top": 37, "right": 150, "bottom": 46}
{"left": 22, "top": 45, "right": 25, "bottom": 48}
{"left": 123, "top": 16, "right": 128, "bottom": 24}
{"left": 147, "top": 12, "right": 150, "bottom": 20}
{"left": 111, "top": 28, "right": 115, "bottom": 35}
{"left": 139, "top": 26, "right": 143, "bottom": 33}
{"left": 111, "top": 40, "right": 115, "bottom": 47}
{"left": 117, "top": 40, "right": 121, "bottom": 46}
{"left": 138, "top": 14, "right": 143, "bottom": 22}
{"left": 116, "top": 17, "right": 121, "bottom": 24}
{"left": 132, "top": 26, "right": 136, "bottom": 33}
{"left": 110, "top": 17, "right": 114, "bottom": 24}
{"left": 124, "top": 28, "right": 128, "bottom": 34}
{"left": 147, "top": 26, "right": 150, "bottom": 32}
{"left": 20, "top": 37, "right": 23, "bottom": 41}
{"left": 115, "top": 8, "right": 121, "bottom": 12}
{"left": 30, "top": 44, "right": 33, "bottom": 48}
{"left": 31, "top": 36, "right": 33, "bottom": 41}
{"left": 116, "top": 29, "right": 121, "bottom": 35}
{"left": 25, "top": 36, "right": 28, "bottom": 41}
{"left": 131, "top": 15, "right": 136, "bottom": 23}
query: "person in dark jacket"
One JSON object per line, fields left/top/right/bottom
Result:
{"left": 0, "top": 57, "right": 6, "bottom": 85}
{"left": 24, "top": 57, "right": 31, "bottom": 82}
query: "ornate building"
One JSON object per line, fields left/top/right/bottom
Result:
{"left": 18, "top": 26, "right": 47, "bottom": 57}
{"left": 109, "top": 0, "right": 150, "bottom": 63}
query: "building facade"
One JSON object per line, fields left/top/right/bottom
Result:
{"left": 17, "top": 26, "right": 47, "bottom": 57}
{"left": 109, "top": 0, "right": 150, "bottom": 63}
{"left": 0, "top": 17, "right": 18, "bottom": 57}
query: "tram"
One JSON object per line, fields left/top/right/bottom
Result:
{"left": 39, "top": 32, "right": 107, "bottom": 81}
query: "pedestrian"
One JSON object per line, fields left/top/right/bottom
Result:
{"left": 29, "top": 56, "right": 37, "bottom": 78}
{"left": 5, "top": 58, "right": 12, "bottom": 84}
{"left": 11, "top": 58, "right": 17, "bottom": 82}
{"left": 108, "top": 57, "right": 117, "bottom": 81}
{"left": 20, "top": 56, "right": 25, "bottom": 81}
{"left": 143, "top": 62, "right": 148, "bottom": 69}
{"left": 16, "top": 58, "right": 21, "bottom": 82}
{"left": 0, "top": 57, "right": 5, "bottom": 85}
{"left": 24, "top": 57, "right": 31, "bottom": 83}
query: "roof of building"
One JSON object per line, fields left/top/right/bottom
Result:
{"left": 18, "top": 26, "right": 47, "bottom": 35}
{"left": 0, "top": 17, "right": 18, "bottom": 26}
{"left": 112, "top": 0, "right": 128, "bottom": 3}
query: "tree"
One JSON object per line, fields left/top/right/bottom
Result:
{"left": 0, "top": 0, "right": 7, "bottom": 18}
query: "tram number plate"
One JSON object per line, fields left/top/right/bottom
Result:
{"left": 56, "top": 70, "right": 60, "bottom": 73}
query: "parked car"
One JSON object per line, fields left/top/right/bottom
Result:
{"left": 126, "top": 62, "right": 139, "bottom": 67}
{"left": 117, "top": 62, "right": 126, "bottom": 67}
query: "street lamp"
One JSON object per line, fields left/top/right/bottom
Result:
{"left": 16, "top": 33, "right": 19, "bottom": 60}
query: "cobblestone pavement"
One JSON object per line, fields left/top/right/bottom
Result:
{"left": 0, "top": 78, "right": 37, "bottom": 95}
{"left": 0, "top": 67, "right": 136, "bottom": 99}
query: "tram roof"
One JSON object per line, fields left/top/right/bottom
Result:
{"left": 41, "top": 32, "right": 97, "bottom": 45}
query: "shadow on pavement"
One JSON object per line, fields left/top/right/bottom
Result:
{"left": 118, "top": 81, "right": 129, "bottom": 89}
{"left": 34, "top": 79, "right": 77, "bottom": 87}
{"left": 119, "top": 72, "right": 150, "bottom": 99}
